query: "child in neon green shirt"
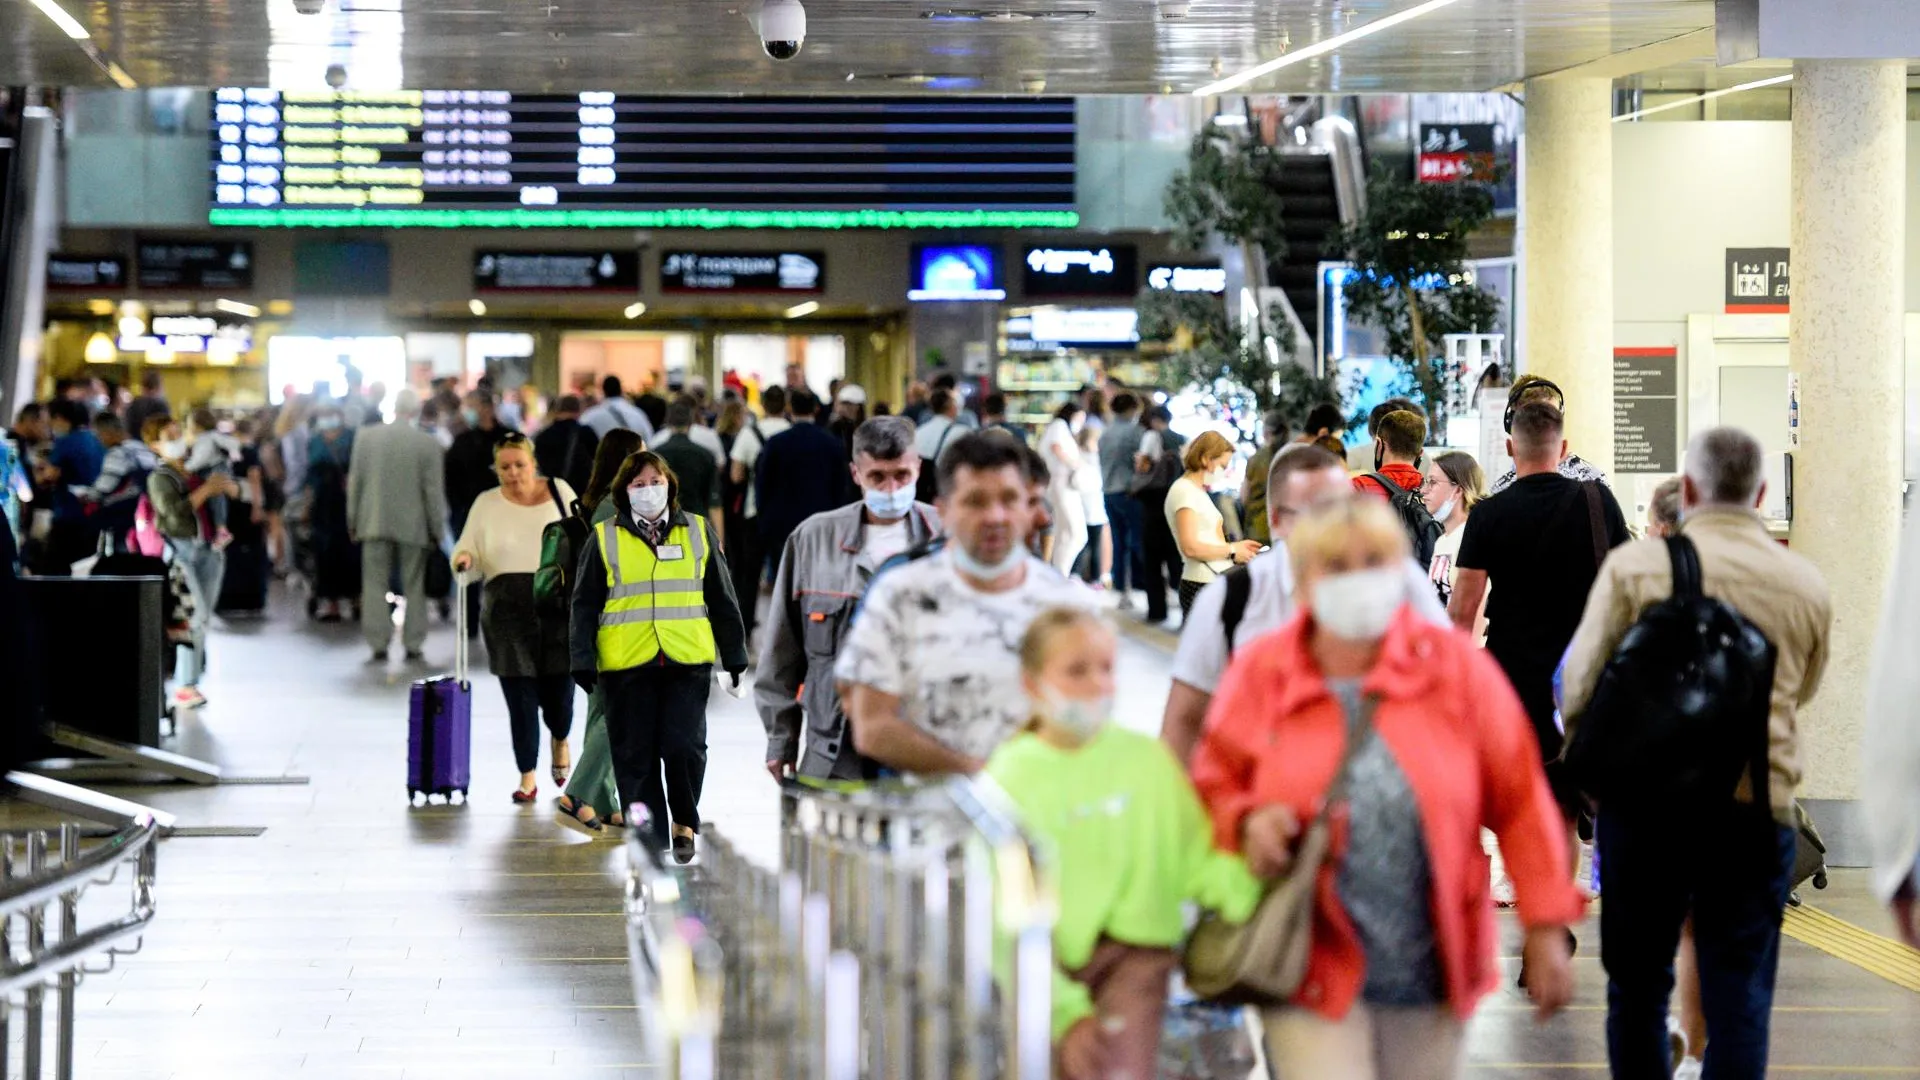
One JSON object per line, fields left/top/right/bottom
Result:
{"left": 984, "top": 607, "right": 1262, "bottom": 1080}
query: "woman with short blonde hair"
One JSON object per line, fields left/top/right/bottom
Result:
{"left": 1166, "top": 429, "right": 1261, "bottom": 617}
{"left": 1193, "top": 498, "right": 1581, "bottom": 1078}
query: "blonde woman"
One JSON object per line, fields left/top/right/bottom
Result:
{"left": 452, "top": 434, "right": 576, "bottom": 803}
{"left": 1166, "top": 429, "right": 1260, "bottom": 616}
{"left": 1422, "top": 450, "right": 1488, "bottom": 616}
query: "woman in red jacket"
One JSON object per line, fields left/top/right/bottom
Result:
{"left": 1191, "top": 497, "right": 1582, "bottom": 1079}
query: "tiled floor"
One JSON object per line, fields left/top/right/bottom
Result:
{"left": 5, "top": 588, "right": 1919, "bottom": 1077}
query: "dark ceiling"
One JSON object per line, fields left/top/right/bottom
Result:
{"left": 1, "top": 0, "right": 1717, "bottom": 95}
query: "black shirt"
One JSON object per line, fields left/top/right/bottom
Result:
{"left": 653, "top": 433, "right": 722, "bottom": 518}
{"left": 1456, "top": 473, "right": 1632, "bottom": 681}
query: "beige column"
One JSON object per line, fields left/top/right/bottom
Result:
{"left": 1522, "top": 75, "right": 1614, "bottom": 471}
{"left": 1788, "top": 60, "right": 1907, "bottom": 801}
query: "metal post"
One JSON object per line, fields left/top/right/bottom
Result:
{"left": 822, "top": 951, "right": 860, "bottom": 1080}
{"left": 23, "top": 832, "right": 46, "bottom": 1077}
{"left": 2, "top": 836, "right": 13, "bottom": 1080}
{"left": 959, "top": 841, "right": 995, "bottom": 1079}
{"left": 801, "top": 894, "right": 830, "bottom": 1080}
{"left": 920, "top": 855, "right": 950, "bottom": 1078}
{"left": 56, "top": 825, "right": 78, "bottom": 1080}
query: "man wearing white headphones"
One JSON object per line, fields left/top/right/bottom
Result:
{"left": 1487, "top": 375, "right": 1611, "bottom": 494}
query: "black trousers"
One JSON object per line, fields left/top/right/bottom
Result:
{"left": 498, "top": 673, "right": 574, "bottom": 775}
{"left": 726, "top": 511, "right": 763, "bottom": 641}
{"left": 603, "top": 662, "right": 711, "bottom": 846}
{"left": 1136, "top": 493, "right": 1182, "bottom": 622}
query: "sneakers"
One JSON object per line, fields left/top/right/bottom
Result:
{"left": 1668, "top": 1017, "right": 1691, "bottom": 1072}
{"left": 370, "top": 649, "right": 389, "bottom": 663}
{"left": 1116, "top": 592, "right": 1135, "bottom": 612}
{"left": 1674, "top": 1058, "right": 1703, "bottom": 1080}
{"left": 172, "top": 687, "right": 207, "bottom": 710}
{"left": 404, "top": 649, "right": 425, "bottom": 662}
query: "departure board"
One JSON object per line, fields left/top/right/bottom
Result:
{"left": 207, "top": 89, "right": 1078, "bottom": 230}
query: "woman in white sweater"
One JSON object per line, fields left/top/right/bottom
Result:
{"left": 452, "top": 434, "right": 576, "bottom": 803}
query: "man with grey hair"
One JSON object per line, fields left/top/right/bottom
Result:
{"left": 1561, "top": 425, "right": 1831, "bottom": 1079}
{"left": 758, "top": 415, "right": 941, "bottom": 780}
{"left": 348, "top": 388, "right": 452, "bottom": 662}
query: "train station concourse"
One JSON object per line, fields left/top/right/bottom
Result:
{"left": 1, "top": 1, "right": 1920, "bottom": 1078}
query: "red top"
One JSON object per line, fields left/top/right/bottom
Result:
{"left": 1352, "top": 461, "right": 1426, "bottom": 499}
{"left": 1190, "top": 606, "right": 1584, "bottom": 1020}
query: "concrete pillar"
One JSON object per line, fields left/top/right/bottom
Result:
{"left": 1522, "top": 76, "right": 1614, "bottom": 472}
{"left": 1788, "top": 60, "right": 1907, "bottom": 803}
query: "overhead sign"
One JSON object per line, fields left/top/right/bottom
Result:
{"left": 1021, "top": 244, "right": 1138, "bottom": 297}
{"left": 1147, "top": 262, "right": 1226, "bottom": 295}
{"left": 660, "top": 251, "right": 824, "bottom": 294}
{"left": 1613, "top": 346, "right": 1680, "bottom": 473}
{"left": 119, "top": 316, "right": 254, "bottom": 355}
{"left": 475, "top": 250, "right": 639, "bottom": 292}
{"left": 46, "top": 255, "right": 128, "bottom": 290}
{"left": 1417, "top": 123, "right": 1496, "bottom": 183}
{"left": 1725, "top": 247, "right": 1789, "bottom": 313}
{"left": 1018, "top": 308, "right": 1140, "bottom": 349}
{"left": 137, "top": 240, "right": 254, "bottom": 290}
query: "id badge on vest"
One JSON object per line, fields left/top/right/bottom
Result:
{"left": 655, "top": 543, "right": 685, "bottom": 561}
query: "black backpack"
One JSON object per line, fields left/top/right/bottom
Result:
{"left": 1560, "top": 535, "right": 1777, "bottom": 809}
{"left": 1219, "top": 564, "right": 1255, "bottom": 654}
{"left": 1366, "top": 472, "right": 1442, "bottom": 568}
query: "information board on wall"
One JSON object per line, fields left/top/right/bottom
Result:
{"left": 475, "top": 251, "right": 639, "bottom": 292}
{"left": 1021, "top": 245, "right": 1138, "bottom": 298}
{"left": 1613, "top": 346, "right": 1680, "bottom": 473}
{"left": 1417, "top": 123, "right": 1496, "bottom": 183}
{"left": 208, "top": 89, "right": 1078, "bottom": 230}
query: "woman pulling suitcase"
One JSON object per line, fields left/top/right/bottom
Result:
{"left": 570, "top": 450, "right": 747, "bottom": 862}
{"left": 452, "top": 434, "right": 576, "bottom": 803}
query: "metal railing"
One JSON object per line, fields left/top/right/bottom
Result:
{"left": 625, "top": 778, "right": 1055, "bottom": 1080}
{"left": 0, "top": 813, "right": 161, "bottom": 1079}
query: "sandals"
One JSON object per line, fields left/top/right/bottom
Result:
{"left": 550, "top": 738, "right": 571, "bottom": 787}
{"left": 554, "top": 795, "right": 605, "bottom": 836}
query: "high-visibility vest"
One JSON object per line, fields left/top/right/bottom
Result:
{"left": 594, "top": 513, "right": 716, "bottom": 670}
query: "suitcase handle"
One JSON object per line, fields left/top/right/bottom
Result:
{"left": 453, "top": 569, "right": 472, "bottom": 685}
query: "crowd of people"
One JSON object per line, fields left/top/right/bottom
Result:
{"left": 13, "top": 360, "right": 1919, "bottom": 1080}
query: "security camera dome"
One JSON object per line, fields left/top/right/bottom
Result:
{"left": 756, "top": 0, "right": 806, "bottom": 60}
{"left": 1157, "top": 0, "right": 1191, "bottom": 18}
{"left": 325, "top": 64, "right": 349, "bottom": 89}
{"left": 292, "top": 0, "right": 326, "bottom": 13}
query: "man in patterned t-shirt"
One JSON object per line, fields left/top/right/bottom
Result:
{"left": 1486, "top": 374, "right": 1612, "bottom": 495}
{"left": 835, "top": 432, "right": 1095, "bottom": 775}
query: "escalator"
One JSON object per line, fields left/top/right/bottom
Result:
{"left": 1268, "top": 149, "right": 1344, "bottom": 356}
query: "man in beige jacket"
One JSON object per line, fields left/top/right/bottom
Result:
{"left": 1560, "top": 426, "right": 1830, "bottom": 1079}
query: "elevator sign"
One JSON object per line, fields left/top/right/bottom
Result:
{"left": 1725, "top": 247, "right": 1789, "bottom": 313}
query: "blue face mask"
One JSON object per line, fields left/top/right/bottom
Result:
{"left": 862, "top": 483, "right": 915, "bottom": 520}
{"left": 462, "top": 407, "right": 480, "bottom": 426}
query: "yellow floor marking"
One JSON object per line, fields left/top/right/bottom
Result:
{"left": 1782, "top": 906, "right": 1920, "bottom": 993}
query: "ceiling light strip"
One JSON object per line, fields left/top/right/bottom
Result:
{"left": 1611, "top": 73, "right": 1794, "bottom": 122}
{"left": 1193, "top": 0, "right": 1464, "bottom": 97}
{"left": 27, "top": 0, "right": 89, "bottom": 39}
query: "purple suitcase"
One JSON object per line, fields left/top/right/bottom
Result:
{"left": 408, "top": 570, "right": 472, "bottom": 803}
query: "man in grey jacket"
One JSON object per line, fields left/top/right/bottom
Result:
{"left": 758, "top": 416, "right": 940, "bottom": 781}
{"left": 348, "top": 389, "right": 451, "bottom": 662}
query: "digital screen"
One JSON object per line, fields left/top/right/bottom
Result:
{"left": 1022, "top": 245, "right": 1138, "bottom": 298}
{"left": 293, "top": 241, "right": 391, "bottom": 296}
{"left": 910, "top": 245, "right": 1004, "bottom": 302}
{"left": 1147, "top": 263, "right": 1227, "bottom": 295}
{"left": 47, "top": 255, "right": 128, "bottom": 290}
{"left": 137, "top": 240, "right": 253, "bottom": 290}
{"left": 208, "top": 89, "right": 1078, "bottom": 230}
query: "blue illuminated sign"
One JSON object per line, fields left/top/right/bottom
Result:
{"left": 909, "top": 244, "right": 1005, "bottom": 302}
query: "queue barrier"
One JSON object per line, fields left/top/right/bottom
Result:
{"left": 0, "top": 814, "right": 162, "bottom": 1079}
{"left": 625, "top": 778, "right": 1055, "bottom": 1079}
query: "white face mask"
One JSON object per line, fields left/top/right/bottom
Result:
{"left": 628, "top": 483, "right": 669, "bottom": 519}
{"left": 1310, "top": 566, "right": 1405, "bottom": 642}
{"left": 159, "top": 439, "right": 188, "bottom": 460}
{"left": 1038, "top": 684, "right": 1111, "bottom": 743}
{"left": 1431, "top": 497, "right": 1456, "bottom": 523}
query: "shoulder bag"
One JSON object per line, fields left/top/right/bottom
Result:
{"left": 1182, "top": 696, "right": 1379, "bottom": 1005}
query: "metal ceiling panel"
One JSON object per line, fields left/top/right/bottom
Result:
{"left": 2, "top": 0, "right": 1714, "bottom": 95}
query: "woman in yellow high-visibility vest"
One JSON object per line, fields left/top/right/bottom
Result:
{"left": 570, "top": 449, "right": 747, "bottom": 862}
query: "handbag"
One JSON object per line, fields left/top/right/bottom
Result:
{"left": 1182, "top": 696, "right": 1379, "bottom": 1005}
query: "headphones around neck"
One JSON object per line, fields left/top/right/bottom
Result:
{"left": 1503, "top": 376, "right": 1565, "bottom": 433}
